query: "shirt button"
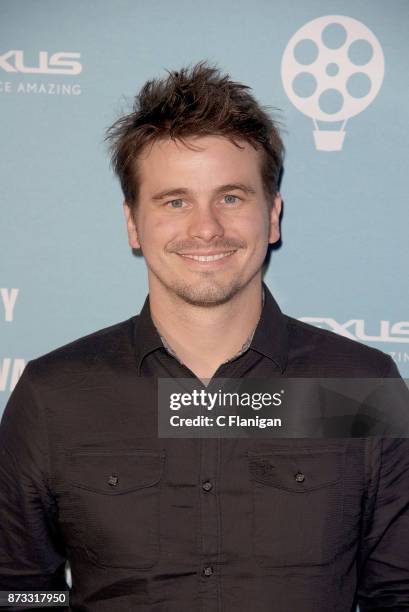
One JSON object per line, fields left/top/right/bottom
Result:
{"left": 295, "top": 472, "right": 305, "bottom": 483}
{"left": 202, "top": 480, "right": 213, "bottom": 492}
{"left": 108, "top": 474, "right": 119, "bottom": 487}
{"left": 203, "top": 566, "right": 213, "bottom": 577}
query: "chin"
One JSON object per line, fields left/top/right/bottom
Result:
{"left": 170, "top": 280, "right": 244, "bottom": 307}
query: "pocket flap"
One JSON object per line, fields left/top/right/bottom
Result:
{"left": 248, "top": 449, "right": 343, "bottom": 492}
{"left": 67, "top": 449, "right": 165, "bottom": 495}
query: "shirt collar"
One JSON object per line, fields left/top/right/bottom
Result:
{"left": 249, "top": 281, "right": 288, "bottom": 372}
{"left": 133, "top": 281, "right": 288, "bottom": 375}
{"left": 133, "top": 294, "right": 164, "bottom": 375}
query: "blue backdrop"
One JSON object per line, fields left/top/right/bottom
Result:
{"left": 1, "top": 0, "right": 408, "bottom": 417}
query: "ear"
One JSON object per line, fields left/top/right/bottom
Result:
{"left": 123, "top": 201, "right": 141, "bottom": 249}
{"left": 268, "top": 193, "right": 282, "bottom": 244}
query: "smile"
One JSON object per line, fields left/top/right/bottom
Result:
{"left": 178, "top": 251, "right": 236, "bottom": 262}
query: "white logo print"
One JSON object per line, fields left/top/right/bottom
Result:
{"left": 281, "top": 16, "right": 384, "bottom": 151}
{"left": 299, "top": 318, "right": 409, "bottom": 344}
{"left": 0, "top": 51, "right": 82, "bottom": 75}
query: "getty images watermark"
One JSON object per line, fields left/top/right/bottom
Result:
{"left": 168, "top": 386, "right": 284, "bottom": 431}
{"left": 157, "top": 378, "right": 409, "bottom": 438}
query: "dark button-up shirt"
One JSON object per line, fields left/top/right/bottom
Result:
{"left": 1, "top": 282, "right": 409, "bottom": 611}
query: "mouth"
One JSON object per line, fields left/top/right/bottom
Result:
{"left": 175, "top": 250, "right": 237, "bottom": 265}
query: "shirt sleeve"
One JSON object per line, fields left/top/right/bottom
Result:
{"left": 357, "top": 357, "right": 409, "bottom": 611}
{"left": 0, "top": 362, "right": 69, "bottom": 601}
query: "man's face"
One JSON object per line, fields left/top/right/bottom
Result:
{"left": 124, "top": 135, "right": 281, "bottom": 307}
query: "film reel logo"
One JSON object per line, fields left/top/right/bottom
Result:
{"left": 281, "top": 16, "right": 385, "bottom": 151}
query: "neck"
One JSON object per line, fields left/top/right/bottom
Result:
{"left": 148, "top": 275, "right": 264, "bottom": 379}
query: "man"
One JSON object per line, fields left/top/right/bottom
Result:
{"left": 0, "top": 62, "right": 408, "bottom": 611}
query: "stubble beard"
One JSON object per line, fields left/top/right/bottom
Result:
{"left": 169, "top": 276, "right": 244, "bottom": 307}
{"left": 149, "top": 263, "right": 252, "bottom": 307}
{"left": 146, "top": 241, "right": 263, "bottom": 307}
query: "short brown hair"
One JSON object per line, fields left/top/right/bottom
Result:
{"left": 106, "top": 61, "right": 284, "bottom": 207}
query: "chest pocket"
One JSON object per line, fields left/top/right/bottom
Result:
{"left": 66, "top": 449, "right": 165, "bottom": 569}
{"left": 248, "top": 448, "right": 345, "bottom": 568}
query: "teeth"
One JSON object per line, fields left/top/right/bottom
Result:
{"left": 182, "top": 251, "right": 234, "bottom": 262}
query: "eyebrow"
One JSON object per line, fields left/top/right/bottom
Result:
{"left": 151, "top": 183, "right": 257, "bottom": 201}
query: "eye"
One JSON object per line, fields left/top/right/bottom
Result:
{"left": 167, "top": 199, "right": 185, "bottom": 209}
{"left": 223, "top": 194, "right": 240, "bottom": 204}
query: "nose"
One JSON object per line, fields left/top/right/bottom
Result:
{"left": 187, "top": 204, "right": 225, "bottom": 242}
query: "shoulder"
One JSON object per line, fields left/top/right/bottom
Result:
{"left": 284, "top": 315, "right": 396, "bottom": 377}
{"left": 25, "top": 316, "right": 138, "bottom": 387}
